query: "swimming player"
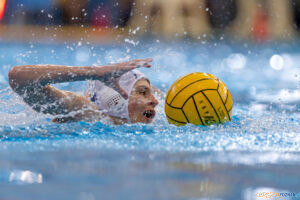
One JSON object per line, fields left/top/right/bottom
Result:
{"left": 8, "top": 58, "right": 159, "bottom": 124}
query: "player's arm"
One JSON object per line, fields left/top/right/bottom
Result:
{"left": 8, "top": 59, "right": 152, "bottom": 121}
{"left": 8, "top": 65, "right": 104, "bottom": 122}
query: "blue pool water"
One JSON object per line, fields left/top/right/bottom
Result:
{"left": 0, "top": 41, "right": 300, "bottom": 200}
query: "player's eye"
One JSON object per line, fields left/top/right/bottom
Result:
{"left": 138, "top": 87, "right": 149, "bottom": 95}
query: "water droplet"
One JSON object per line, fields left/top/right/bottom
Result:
{"left": 270, "top": 55, "right": 284, "bottom": 70}
{"left": 224, "top": 54, "right": 247, "bottom": 70}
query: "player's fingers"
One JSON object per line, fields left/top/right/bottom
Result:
{"left": 112, "top": 63, "right": 151, "bottom": 78}
{"left": 133, "top": 61, "right": 152, "bottom": 68}
{"left": 132, "top": 58, "right": 153, "bottom": 63}
{"left": 106, "top": 58, "right": 152, "bottom": 83}
{"left": 113, "top": 66, "right": 136, "bottom": 76}
{"left": 127, "top": 58, "right": 153, "bottom": 66}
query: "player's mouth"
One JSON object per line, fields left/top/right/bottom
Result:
{"left": 142, "top": 110, "right": 156, "bottom": 121}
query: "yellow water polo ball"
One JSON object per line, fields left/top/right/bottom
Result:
{"left": 165, "top": 72, "right": 233, "bottom": 126}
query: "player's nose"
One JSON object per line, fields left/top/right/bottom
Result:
{"left": 148, "top": 93, "right": 158, "bottom": 107}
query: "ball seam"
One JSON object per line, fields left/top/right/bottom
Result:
{"left": 169, "top": 78, "right": 217, "bottom": 105}
{"left": 201, "top": 91, "right": 221, "bottom": 123}
{"left": 216, "top": 89, "right": 231, "bottom": 121}
{"left": 192, "top": 96, "right": 204, "bottom": 125}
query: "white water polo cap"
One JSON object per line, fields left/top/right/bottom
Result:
{"left": 88, "top": 69, "right": 147, "bottom": 123}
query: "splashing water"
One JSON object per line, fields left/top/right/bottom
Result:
{"left": 1, "top": 41, "right": 300, "bottom": 153}
{"left": 0, "top": 41, "right": 300, "bottom": 200}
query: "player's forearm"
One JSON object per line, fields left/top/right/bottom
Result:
{"left": 8, "top": 65, "right": 107, "bottom": 90}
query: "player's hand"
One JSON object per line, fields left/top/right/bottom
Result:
{"left": 99, "top": 58, "right": 152, "bottom": 99}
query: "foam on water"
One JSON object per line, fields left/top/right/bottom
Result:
{"left": 1, "top": 103, "right": 299, "bottom": 154}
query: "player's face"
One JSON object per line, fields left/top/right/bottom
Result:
{"left": 128, "top": 79, "right": 158, "bottom": 123}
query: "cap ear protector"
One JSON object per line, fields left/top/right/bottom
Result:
{"left": 98, "top": 86, "right": 127, "bottom": 114}
{"left": 88, "top": 69, "right": 147, "bottom": 123}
